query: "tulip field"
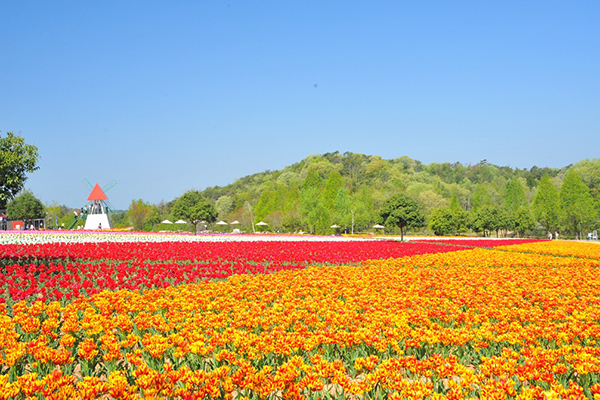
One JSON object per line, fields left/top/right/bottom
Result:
{"left": 1, "top": 232, "right": 600, "bottom": 399}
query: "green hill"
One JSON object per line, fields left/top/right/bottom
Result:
{"left": 177, "top": 152, "right": 599, "bottom": 237}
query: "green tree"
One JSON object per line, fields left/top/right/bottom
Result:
{"left": 350, "top": 187, "right": 375, "bottom": 233}
{"left": 378, "top": 194, "right": 425, "bottom": 241}
{"left": 504, "top": 178, "right": 528, "bottom": 213}
{"left": 128, "top": 199, "right": 152, "bottom": 231}
{"left": 513, "top": 206, "right": 535, "bottom": 238}
{"left": 333, "top": 188, "right": 352, "bottom": 229}
{"left": 146, "top": 205, "right": 162, "bottom": 231}
{"left": 7, "top": 190, "right": 46, "bottom": 226}
{"left": 303, "top": 167, "right": 322, "bottom": 190}
{"left": 300, "top": 169, "right": 330, "bottom": 233}
{"left": 417, "top": 190, "right": 449, "bottom": 213}
{"left": 0, "top": 132, "right": 40, "bottom": 209}
{"left": 532, "top": 175, "right": 561, "bottom": 234}
{"left": 109, "top": 211, "right": 128, "bottom": 228}
{"left": 300, "top": 186, "right": 328, "bottom": 234}
{"left": 342, "top": 152, "right": 365, "bottom": 190}
{"left": 560, "top": 170, "right": 597, "bottom": 239}
{"left": 322, "top": 170, "right": 344, "bottom": 209}
{"left": 255, "top": 189, "right": 281, "bottom": 222}
{"left": 449, "top": 192, "right": 468, "bottom": 234}
{"left": 172, "top": 191, "right": 217, "bottom": 234}
{"left": 470, "top": 204, "right": 508, "bottom": 237}
{"left": 215, "top": 195, "right": 234, "bottom": 220}
{"left": 471, "top": 183, "right": 493, "bottom": 211}
{"left": 572, "top": 159, "right": 600, "bottom": 200}
{"left": 45, "top": 201, "right": 73, "bottom": 229}
{"left": 243, "top": 201, "right": 256, "bottom": 233}
{"left": 429, "top": 207, "right": 454, "bottom": 236}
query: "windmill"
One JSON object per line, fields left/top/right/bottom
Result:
{"left": 81, "top": 179, "right": 117, "bottom": 230}
{"left": 82, "top": 179, "right": 117, "bottom": 211}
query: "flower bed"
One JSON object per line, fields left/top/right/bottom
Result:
{"left": 3, "top": 234, "right": 599, "bottom": 399}
{"left": 496, "top": 240, "right": 600, "bottom": 260}
{"left": 414, "top": 238, "right": 543, "bottom": 248}
{"left": 0, "top": 236, "right": 465, "bottom": 305}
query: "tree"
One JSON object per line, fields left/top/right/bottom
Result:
{"left": 300, "top": 186, "right": 328, "bottom": 234}
{"left": 470, "top": 204, "right": 508, "bottom": 237}
{"left": 300, "top": 169, "right": 329, "bottom": 234}
{"left": 512, "top": 206, "right": 535, "bottom": 238}
{"left": 342, "top": 152, "right": 365, "bottom": 190}
{"left": 351, "top": 187, "right": 375, "bottom": 233}
{"left": 417, "top": 190, "right": 449, "bottom": 213}
{"left": 429, "top": 207, "right": 454, "bottom": 236}
{"left": 333, "top": 187, "right": 352, "bottom": 229}
{"left": 128, "top": 199, "right": 152, "bottom": 231}
{"left": 378, "top": 193, "right": 425, "bottom": 241}
{"left": 7, "top": 190, "right": 46, "bottom": 226}
{"left": 45, "top": 201, "right": 73, "bottom": 229}
{"left": 109, "top": 211, "right": 128, "bottom": 228}
{"left": 471, "top": 183, "right": 493, "bottom": 211}
{"left": 448, "top": 192, "right": 468, "bottom": 234}
{"left": 322, "top": 170, "right": 344, "bottom": 209}
{"left": 504, "top": 178, "right": 528, "bottom": 213}
{"left": 215, "top": 195, "right": 234, "bottom": 220}
{"left": 560, "top": 170, "right": 596, "bottom": 239}
{"left": 146, "top": 206, "right": 162, "bottom": 231}
{"left": 255, "top": 189, "right": 280, "bottom": 222}
{"left": 532, "top": 175, "right": 561, "bottom": 234}
{"left": 572, "top": 158, "right": 600, "bottom": 200}
{"left": 282, "top": 209, "right": 302, "bottom": 232}
{"left": 0, "top": 132, "right": 40, "bottom": 209}
{"left": 172, "top": 191, "right": 217, "bottom": 234}
{"left": 428, "top": 195, "right": 467, "bottom": 236}
{"left": 244, "top": 201, "right": 256, "bottom": 233}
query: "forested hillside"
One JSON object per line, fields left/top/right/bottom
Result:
{"left": 189, "top": 152, "right": 600, "bottom": 238}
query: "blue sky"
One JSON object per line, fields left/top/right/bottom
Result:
{"left": 2, "top": 1, "right": 599, "bottom": 209}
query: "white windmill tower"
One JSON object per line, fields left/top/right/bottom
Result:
{"left": 83, "top": 181, "right": 115, "bottom": 230}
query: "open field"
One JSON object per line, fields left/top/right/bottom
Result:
{"left": 1, "top": 233, "right": 599, "bottom": 399}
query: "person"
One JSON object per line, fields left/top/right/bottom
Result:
{"left": 98, "top": 223, "right": 102, "bottom": 230}
{"left": 548, "top": 231, "right": 553, "bottom": 240}
{"left": 555, "top": 232, "right": 559, "bottom": 240}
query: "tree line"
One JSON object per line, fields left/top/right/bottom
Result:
{"left": 123, "top": 152, "right": 600, "bottom": 238}
{"left": 2, "top": 132, "right": 599, "bottom": 238}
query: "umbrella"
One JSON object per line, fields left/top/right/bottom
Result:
{"left": 330, "top": 224, "right": 341, "bottom": 228}
{"left": 216, "top": 221, "right": 229, "bottom": 225}
{"left": 161, "top": 220, "right": 173, "bottom": 224}
{"left": 256, "top": 221, "right": 268, "bottom": 226}
{"left": 372, "top": 224, "right": 385, "bottom": 229}
{"left": 230, "top": 220, "right": 240, "bottom": 225}
{"left": 175, "top": 220, "right": 187, "bottom": 224}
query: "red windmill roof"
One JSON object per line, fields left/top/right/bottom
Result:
{"left": 87, "top": 183, "right": 108, "bottom": 201}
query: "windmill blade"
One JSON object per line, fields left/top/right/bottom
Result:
{"left": 105, "top": 200, "right": 115, "bottom": 212}
{"left": 103, "top": 180, "right": 118, "bottom": 192}
{"left": 82, "top": 178, "right": 93, "bottom": 190}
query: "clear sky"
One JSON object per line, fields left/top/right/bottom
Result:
{"left": 2, "top": 1, "right": 599, "bottom": 209}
